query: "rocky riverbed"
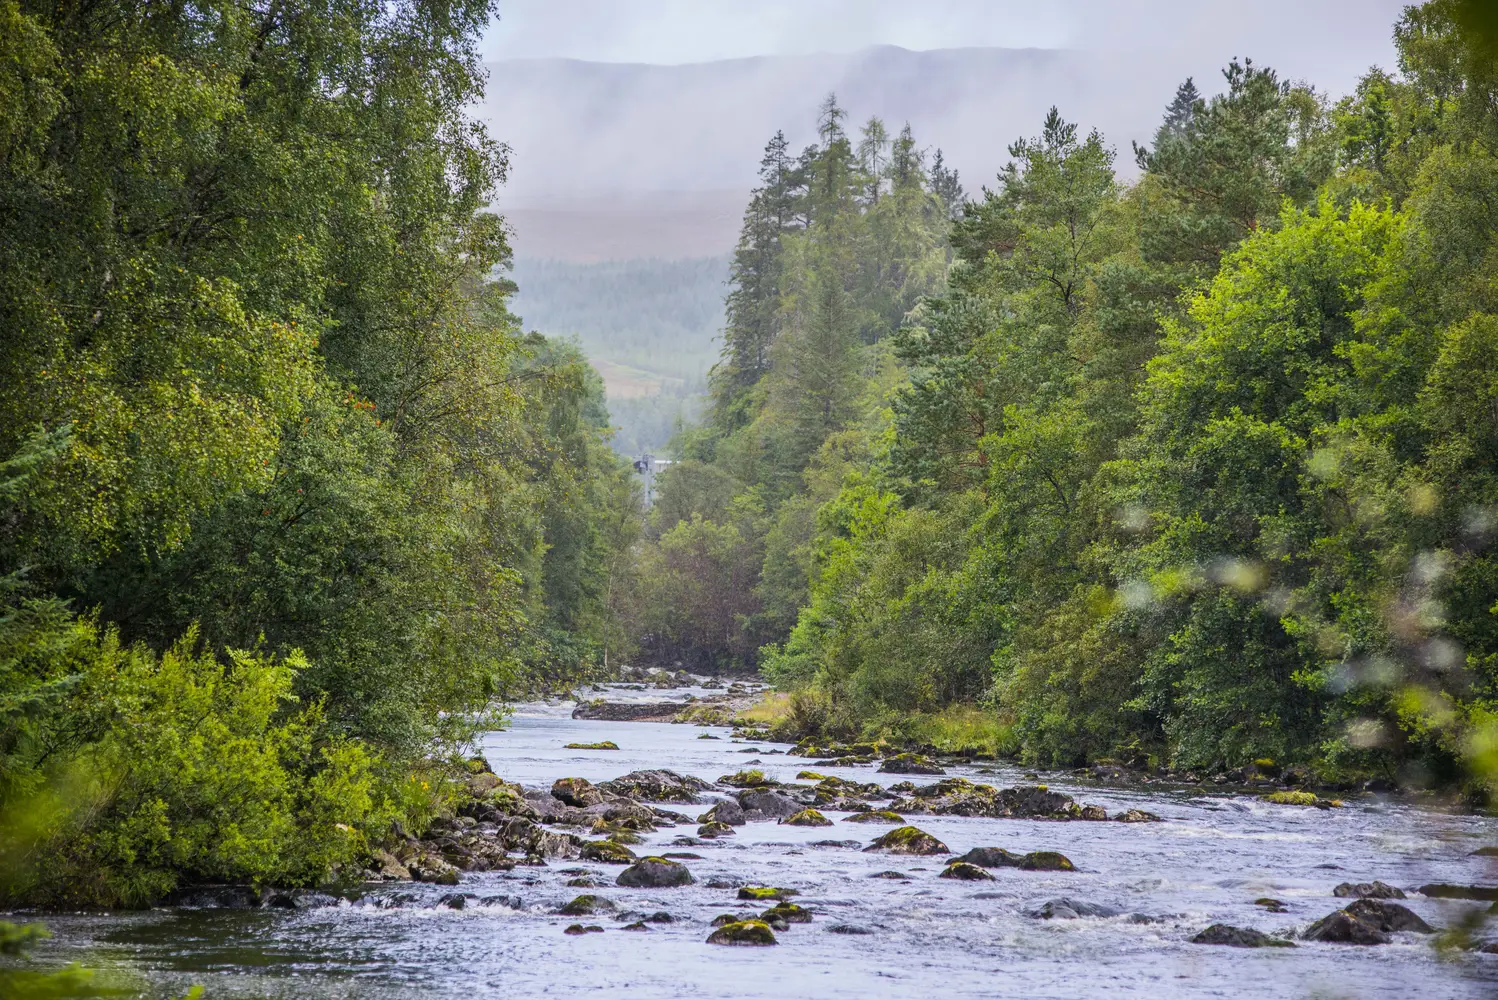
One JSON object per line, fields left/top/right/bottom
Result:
{"left": 24, "top": 685, "right": 1498, "bottom": 999}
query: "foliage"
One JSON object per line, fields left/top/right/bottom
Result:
{"left": 637, "top": 2, "right": 1498, "bottom": 802}
{"left": 0, "top": 0, "right": 638, "bottom": 905}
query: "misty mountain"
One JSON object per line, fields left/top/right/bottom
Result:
{"left": 483, "top": 46, "right": 1197, "bottom": 259}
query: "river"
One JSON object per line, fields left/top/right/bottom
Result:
{"left": 28, "top": 684, "right": 1498, "bottom": 999}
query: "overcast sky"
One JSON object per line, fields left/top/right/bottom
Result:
{"left": 483, "top": 0, "right": 1412, "bottom": 76}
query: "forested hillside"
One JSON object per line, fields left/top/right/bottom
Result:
{"left": 634, "top": 1, "right": 1498, "bottom": 798}
{"left": 0, "top": 0, "right": 637, "bottom": 908}
{"left": 510, "top": 256, "right": 726, "bottom": 454}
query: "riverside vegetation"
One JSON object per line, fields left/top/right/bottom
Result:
{"left": 1, "top": 0, "right": 1498, "bottom": 992}
{"left": 627, "top": 0, "right": 1498, "bottom": 807}
{"left": 0, "top": 0, "right": 641, "bottom": 946}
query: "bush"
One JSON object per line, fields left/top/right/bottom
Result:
{"left": 0, "top": 605, "right": 382, "bottom": 908}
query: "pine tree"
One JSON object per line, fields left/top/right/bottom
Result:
{"left": 857, "top": 116, "right": 890, "bottom": 205}
{"left": 930, "top": 148, "right": 965, "bottom": 219}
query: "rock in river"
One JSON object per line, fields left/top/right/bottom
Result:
{"left": 878, "top": 753, "right": 946, "bottom": 775}
{"left": 736, "top": 788, "right": 803, "bottom": 820}
{"left": 862, "top": 825, "right": 950, "bottom": 856}
{"left": 558, "top": 894, "right": 615, "bottom": 916}
{"left": 738, "top": 886, "right": 799, "bottom": 901}
{"left": 616, "top": 857, "right": 694, "bottom": 888}
{"left": 706, "top": 920, "right": 778, "bottom": 946}
{"left": 599, "top": 769, "right": 713, "bottom": 804}
{"left": 698, "top": 799, "right": 747, "bottom": 826}
{"left": 949, "top": 847, "right": 1075, "bottom": 872}
{"left": 1302, "top": 899, "right": 1432, "bottom": 944}
{"left": 939, "top": 862, "right": 996, "bottom": 881}
{"left": 1192, "top": 924, "right": 1295, "bottom": 948}
{"left": 1027, "top": 898, "right": 1120, "bottom": 920}
{"left": 1333, "top": 881, "right": 1405, "bottom": 900}
{"left": 782, "top": 808, "right": 834, "bottom": 827}
{"left": 845, "top": 810, "right": 905, "bottom": 824}
{"left": 579, "top": 840, "right": 637, "bottom": 864}
{"left": 552, "top": 777, "right": 605, "bottom": 807}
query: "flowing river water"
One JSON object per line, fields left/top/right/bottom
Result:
{"left": 26, "top": 684, "right": 1498, "bottom": 999}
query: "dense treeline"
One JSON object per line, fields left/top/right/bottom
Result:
{"left": 0, "top": 0, "right": 636, "bottom": 907}
{"left": 627, "top": 103, "right": 962, "bottom": 669}
{"left": 640, "top": 1, "right": 1498, "bottom": 797}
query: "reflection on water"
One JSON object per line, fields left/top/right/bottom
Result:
{"left": 24, "top": 691, "right": 1498, "bottom": 999}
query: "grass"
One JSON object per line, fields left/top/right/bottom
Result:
{"left": 736, "top": 692, "right": 793, "bottom": 727}
{"left": 885, "top": 705, "right": 1018, "bottom": 758}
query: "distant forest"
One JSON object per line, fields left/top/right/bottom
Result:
{"left": 509, "top": 256, "right": 727, "bottom": 454}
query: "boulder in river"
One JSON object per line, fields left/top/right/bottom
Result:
{"left": 738, "top": 886, "right": 799, "bottom": 901}
{"left": 558, "top": 894, "right": 616, "bottom": 916}
{"left": 949, "top": 848, "right": 1075, "bottom": 872}
{"left": 1114, "top": 809, "right": 1161, "bottom": 823}
{"left": 616, "top": 857, "right": 694, "bottom": 888}
{"left": 564, "top": 741, "right": 620, "bottom": 750}
{"left": 878, "top": 753, "right": 946, "bottom": 775}
{"left": 706, "top": 920, "right": 778, "bottom": 946}
{"left": 939, "top": 862, "right": 996, "bottom": 881}
{"left": 1342, "top": 898, "right": 1433, "bottom": 933}
{"left": 1027, "top": 898, "right": 1120, "bottom": 920}
{"left": 1470, "top": 846, "right": 1498, "bottom": 857}
{"left": 697, "top": 822, "right": 735, "bottom": 838}
{"left": 845, "top": 810, "right": 906, "bottom": 824}
{"left": 563, "top": 924, "right": 604, "bottom": 935}
{"left": 552, "top": 777, "right": 606, "bottom": 808}
{"left": 719, "top": 769, "right": 774, "bottom": 788}
{"left": 736, "top": 788, "right": 803, "bottom": 820}
{"left": 579, "top": 840, "right": 637, "bottom": 864}
{"left": 760, "top": 902, "right": 812, "bottom": 924}
{"left": 1191, "top": 924, "right": 1295, "bottom": 948}
{"left": 572, "top": 701, "right": 679, "bottom": 721}
{"left": 408, "top": 853, "right": 461, "bottom": 885}
{"left": 1333, "top": 881, "right": 1405, "bottom": 900}
{"left": 782, "top": 808, "right": 833, "bottom": 827}
{"left": 862, "top": 825, "right": 950, "bottom": 856}
{"left": 1302, "top": 910, "right": 1391, "bottom": 945}
{"left": 698, "top": 799, "right": 747, "bottom": 826}
{"left": 1418, "top": 883, "right": 1498, "bottom": 901}
{"left": 599, "top": 769, "right": 713, "bottom": 804}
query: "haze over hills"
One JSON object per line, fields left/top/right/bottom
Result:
{"left": 486, "top": 45, "right": 1195, "bottom": 260}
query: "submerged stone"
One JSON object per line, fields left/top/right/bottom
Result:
{"left": 845, "top": 810, "right": 906, "bottom": 824}
{"left": 1191, "top": 924, "right": 1295, "bottom": 948}
{"left": 563, "top": 741, "right": 621, "bottom": 750}
{"left": 563, "top": 924, "right": 604, "bottom": 935}
{"left": 1333, "top": 881, "right": 1405, "bottom": 900}
{"left": 738, "top": 886, "right": 798, "bottom": 901}
{"left": 558, "top": 894, "right": 615, "bottom": 916}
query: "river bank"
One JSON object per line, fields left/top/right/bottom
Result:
{"left": 19, "top": 684, "right": 1498, "bottom": 999}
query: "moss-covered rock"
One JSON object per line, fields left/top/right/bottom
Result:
{"left": 563, "top": 924, "right": 604, "bottom": 935}
{"left": 1264, "top": 790, "right": 1342, "bottom": 808}
{"left": 877, "top": 753, "right": 946, "bottom": 775}
{"left": 759, "top": 902, "right": 812, "bottom": 924}
{"left": 939, "top": 862, "right": 995, "bottom": 881}
{"left": 796, "top": 771, "right": 829, "bottom": 781}
{"left": 737, "top": 886, "right": 799, "bottom": 901}
{"left": 697, "top": 821, "right": 736, "bottom": 838}
{"left": 1020, "top": 851, "right": 1075, "bottom": 872}
{"left": 718, "top": 769, "right": 773, "bottom": 788}
{"left": 1333, "top": 881, "right": 1405, "bottom": 900}
{"left": 616, "top": 857, "right": 694, "bottom": 888}
{"left": 579, "top": 840, "right": 637, "bottom": 864}
{"left": 1114, "top": 809, "right": 1161, "bottom": 822}
{"left": 711, "top": 912, "right": 755, "bottom": 926}
{"left": 706, "top": 920, "right": 778, "bottom": 946}
{"left": 782, "top": 808, "right": 833, "bottom": 827}
{"left": 862, "top": 825, "right": 949, "bottom": 856}
{"left": 552, "top": 777, "right": 605, "bottom": 807}
{"left": 558, "top": 894, "right": 615, "bottom": 916}
{"left": 845, "top": 810, "right": 905, "bottom": 824}
{"left": 564, "top": 741, "right": 621, "bottom": 750}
